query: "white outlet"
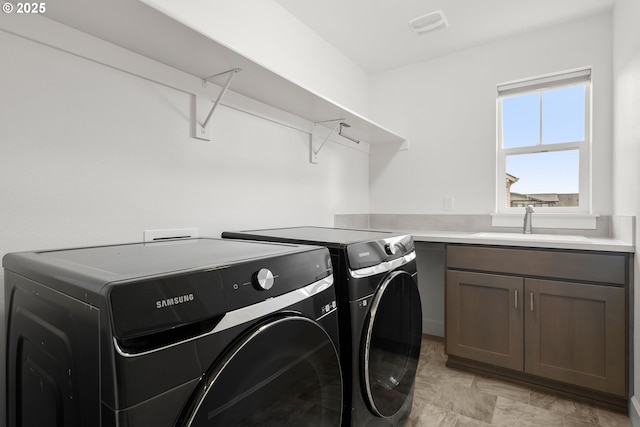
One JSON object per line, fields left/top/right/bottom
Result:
{"left": 444, "top": 197, "right": 454, "bottom": 211}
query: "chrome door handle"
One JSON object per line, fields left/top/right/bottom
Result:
{"left": 515, "top": 289, "right": 518, "bottom": 309}
{"left": 530, "top": 291, "right": 534, "bottom": 312}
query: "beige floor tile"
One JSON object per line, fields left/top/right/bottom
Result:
{"left": 410, "top": 403, "right": 459, "bottom": 427}
{"left": 416, "top": 362, "right": 476, "bottom": 395}
{"left": 529, "top": 390, "right": 598, "bottom": 424}
{"left": 413, "top": 369, "right": 439, "bottom": 405}
{"left": 419, "top": 339, "right": 448, "bottom": 367}
{"left": 563, "top": 416, "right": 599, "bottom": 426}
{"left": 432, "top": 383, "right": 497, "bottom": 424}
{"left": 408, "top": 399, "right": 428, "bottom": 426}
{"left": 596, "top": 407, "right": 632, "bottom": 427}
{"left": 455, "top": 414, "right": 493, "bottom": 427}
{"left": 471, "top": 376, "right": 531, "bottom": 405}
{"left": 414, "top": 337, "right": 632, "bottom": 427}
{"left": 491, "top": 396, "right": 563, "bottom": 426}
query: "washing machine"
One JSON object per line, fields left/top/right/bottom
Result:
{"left": 4, "top": 238, "right": 342, "bottom": 427}
{"left": 222, "top": 227, "right": 422, "bottom": 426}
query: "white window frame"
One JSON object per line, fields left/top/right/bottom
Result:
{"left": 495, "top": 68, "right": 592, "bottom": 220}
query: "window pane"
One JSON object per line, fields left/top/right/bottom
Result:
{"left": 505, "top": 150, "right": 579, "bottom": 208}
{"left": 542, "top": 85, "right": 585, "bottom": 143}
{"left": 502, "top": 93, "right": 540, "bottom": 148}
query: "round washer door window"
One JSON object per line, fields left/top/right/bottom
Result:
{"left": 363, "top": 270, "right": 422, "bottom": 418}
{"left": 180, "top": 316, "right": 342, "bottom": 427}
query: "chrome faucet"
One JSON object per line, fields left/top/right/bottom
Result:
{"left": 523, "top": 205, "right": 534, "bottom": 234}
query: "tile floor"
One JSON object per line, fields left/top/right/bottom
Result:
{"left": 409, "top": 337, "right": 632, "bottom": 427}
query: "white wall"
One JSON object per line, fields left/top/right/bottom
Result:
{"left": 612, "top": 0, "right": 640, "bottom": 423}
{"left": 0, "top": 20, "right": 369, "bottom": 421}
{"left": 0, "top": 4, "right": 631, "bottom": 423}
{"left": 141, "top": 0, "right": 371, "bottom": 116}
{"left": 368, "top": 13, "right": 613, "bottom": 216}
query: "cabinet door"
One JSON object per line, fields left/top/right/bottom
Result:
{"left": 446, "top": 271, "right": 523, "bottom": 371}
{"left": 524, "top": 279, "right": 626, "bottom": 396}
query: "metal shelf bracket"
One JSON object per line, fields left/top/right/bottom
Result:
{"left": 310, "top": 119, "right": 360, "bottom": 164}
{"left": 192, "top": 68, "right": 241, "bottom": 141}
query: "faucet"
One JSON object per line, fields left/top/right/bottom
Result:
{"left": 523, "top": 205, "right": 534, "bottom": 234}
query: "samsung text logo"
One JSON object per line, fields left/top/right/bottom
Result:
{"left": 156, "top": 293, "right": 195, "bottom": 309}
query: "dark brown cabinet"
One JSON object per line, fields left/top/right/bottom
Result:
{"left": 524, "top": 278, "right": 625, "bottom": 396}
{"left": 446, "top": 270, "right": 523, "bottom": 371}
{"left": 445, "top": 244, "right": 629, "bottom": 409}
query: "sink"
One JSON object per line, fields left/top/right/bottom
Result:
{"left": 472, "top": 232, "right": 589, "bottom": 242}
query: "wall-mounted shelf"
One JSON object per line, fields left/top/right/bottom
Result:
{"left": 41, "top": 0, "right": 406, "bottom": 146}
{"left": 193, "top": 68, "right": 241, "bottom": 141}
{"left": 310, "top": 120, "right": 361, "bottom": 164}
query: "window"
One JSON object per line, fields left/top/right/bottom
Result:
{"left": 496, "top": 69, "right": 591, "bottom": 213}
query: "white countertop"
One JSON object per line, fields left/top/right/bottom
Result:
{"left": 396, "top": 230, "right": 634, "bottom": 253}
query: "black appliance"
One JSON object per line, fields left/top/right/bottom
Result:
{"left": 222, "top": 227, "right": 422, "bottom": 426}
{"left": 4, "top": 238, "right": 342, "bottom": 426}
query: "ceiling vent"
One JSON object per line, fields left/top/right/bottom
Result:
{"left": 409, "top": 10, "right": 449, "bottom": 35}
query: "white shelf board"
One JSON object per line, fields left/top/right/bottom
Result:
{"left": 42, "top": 0, "right": 405, "bottom": 145}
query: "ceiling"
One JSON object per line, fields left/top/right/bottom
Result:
{"left": 273, "top": 0, "right": 615, "bottom": 74}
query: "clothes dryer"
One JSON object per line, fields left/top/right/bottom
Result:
{"left": 4, "top": 238, "right": 342, "bottom": 427}
{"left": 222, "top": 227, "right": 422, "bottom": 426}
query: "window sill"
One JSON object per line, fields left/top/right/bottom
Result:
{"left": 491, "top": 213, "right": 598, "bottom": 230}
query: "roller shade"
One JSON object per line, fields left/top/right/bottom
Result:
{"left": 498, "top": 68, "right": 591, "bottom": 97}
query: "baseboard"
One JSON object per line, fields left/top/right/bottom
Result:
{"left": 422, "top": 333, "right": 444, "bottom": 342}
{"left": 422, "top": 318, "right": 444, "bottom": 337}
{"left": 630, "top": 395, "right": 640, "bottom": 426}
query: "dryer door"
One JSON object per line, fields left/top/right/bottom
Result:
{"left": 179, "top": 315, "right": 342, "bottom": 426}
{"left": 363, "top": 270, "right": 422, "bottom": 418}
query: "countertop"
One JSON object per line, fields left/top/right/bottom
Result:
{"left": 394, "top": 230, "right": 634, "bottom": 253}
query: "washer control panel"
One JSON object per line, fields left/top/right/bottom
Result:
{"left": 220, "top": 247, "right": 333, "bottom": 311}
{"left": 252, "top": 268, "right": 274, "bottom": 291}
{"left": 346, "top": 234, "right": 414, "bottom": 270}
{"left": 384, "top": 243, "right": 397, "bottom": 256}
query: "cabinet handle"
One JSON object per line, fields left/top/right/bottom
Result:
{"left": 515, "top": 289, "right": 518, "bottom": 309}
{"left": 530, "top": 291, "right": 534, "bottom": 312}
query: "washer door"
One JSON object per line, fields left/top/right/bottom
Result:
{"left": 179, "top": 315, "right": 342, "bottom": 426}
{"left": 363, "top": 270, "right": 422, "bottom": 418}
